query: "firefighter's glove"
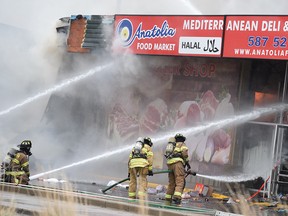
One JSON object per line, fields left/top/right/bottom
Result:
{"left": 128, "top": 173, "right": 130, "bottom": 178}
{"left": 148, "top": 170, "right": 153, "bottom": 176}
{"left": 191, "top": 171, "right": 197, "bottom": 176}
{"left": 185, "top": 162, "right": 191, "bottom": 172}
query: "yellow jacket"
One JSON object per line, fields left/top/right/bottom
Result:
{"left": 5, "top": 151, "right": 30, "bottom": 177}
{"left": 167, "top": 142, "right": 189, "bottom": 165}
{"left": 129, "top": 144, "right": 153, "bottom": 170}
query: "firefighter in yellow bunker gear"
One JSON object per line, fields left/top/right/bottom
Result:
{"left": 165, "top": 134, "right": 191, "bottom": 205}
{"left": 128, "top": 137, "right": 154, "bottom": 199}
{"left": 5, "top": 140, "right": 32, "bottom": 185}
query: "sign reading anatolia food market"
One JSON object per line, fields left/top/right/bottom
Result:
{"left": 114, "top": 15, "right": 224, "bottom": 57}
{"left": 113, "top": 15, "right": 288, "bottom": 60}
{"left": 222, "top": 16, "right": 288, "bottom": 60}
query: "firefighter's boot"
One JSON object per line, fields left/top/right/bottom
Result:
{"left": 172, "top": 198, "right": 182, "bottom": 206}
{"left": 164, "top": 198, "right": 172, "bottom": 206}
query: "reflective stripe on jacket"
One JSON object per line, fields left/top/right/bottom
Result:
{"left": 5, "top": 171, "right": 25, "bottom": 176}
{"left": 167, "top": 142, "right": 189, "bottom": 165}
{"left": 7, "top": 152, "right": 29, "bottom": 176}
{"left": 129, "top": 144, "right": 153, "bottom": 170}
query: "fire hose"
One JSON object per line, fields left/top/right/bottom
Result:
{"left": 101, "top": 169, "right": 197, "bottom": 194}
{"left": 246, "top": 176, "right": 270, "bottom": 201}
{"left": 246, "top": 162, "right": 279, "bottom": 201}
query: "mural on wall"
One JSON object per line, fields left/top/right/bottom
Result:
{"left": 173, "top": 90, "right": 234, "bottom": 165}
{"left": 108, "top": 56, "right": 240, "bottom": 167}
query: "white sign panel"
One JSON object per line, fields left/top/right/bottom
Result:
{"left": 178, "top": 37, "right": 222, "bottom": 55}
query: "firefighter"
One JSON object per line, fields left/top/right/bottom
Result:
{"left": 1, "top": 146, "right": 19, "bottom": 182}
{"left": 164, "top": 134, "right": 192, "bottom": 205}
{"left": 5, "top": 140, "right": 32, "bottom": 185}
{"left": 128, "top": 137, "right": 154, "bottom": 199}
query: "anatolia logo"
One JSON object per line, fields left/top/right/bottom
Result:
{"left": 116, "top": 18, "right": 177, "bottom": 47}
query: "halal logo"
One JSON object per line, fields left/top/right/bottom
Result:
{"left": 116, "top": 18, "right": 177, "bottom": 47}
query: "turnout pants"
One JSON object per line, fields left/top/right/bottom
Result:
{"left": 5, "top": 173, "right": 29, "bottom": 185}
{"left": 128, "top": 167, "right": 148, "bottom": 199}
{"left": 165, "top": 161, "right": 186, "bottom": 200}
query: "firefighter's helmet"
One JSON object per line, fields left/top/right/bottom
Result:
{"left": 18, "top": 140, "right": 32, "bottom": 153}
{"left": 175, "top": 133, "right": 186, "bottom": 142}
{"left": 18, "top": 140, "right": 32, "bottom": 156}
{"left": 143, "top": 137, "right": 153, "bottom": 147}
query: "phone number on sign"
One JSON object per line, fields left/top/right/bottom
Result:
{"left": 248, "top": 36, "right": 287, "bottom": 48}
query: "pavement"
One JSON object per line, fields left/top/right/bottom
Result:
{"left": 1, "top": 179, "right": 288, "bottom": 216}
{"left": 1, "top": 182, "right": 214, "bottom": 216}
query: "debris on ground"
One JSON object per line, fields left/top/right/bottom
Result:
{"left": 37, "top": 178, "right": 67, "bottom": 183}
{"left": 106, "top": 180, "right": 128, "bottom": 189}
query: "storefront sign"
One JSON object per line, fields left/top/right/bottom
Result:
{"left": 114, "top": 15, "right": 224, "bottom": 57}
{"left": 223, "top": 16, "right": 288, "bottom": 60}
{"left": 113, "top": 15, "right": 288, "bottom": 60}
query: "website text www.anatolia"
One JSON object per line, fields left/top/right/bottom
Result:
{"left": 234, "top": 48, "right": 288, "bottom": 57}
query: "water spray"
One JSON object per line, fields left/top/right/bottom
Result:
{"left": 30, "top": 103, "right": 288, "bottom": 181}
{"left": 195, "top": 173, "right": 261, "bottom": 183}
{"left": 30, "top": 143, "right": 132, "bottom": 180}
{"left": 0, "top": 62, "right": 114, "bottom": 116}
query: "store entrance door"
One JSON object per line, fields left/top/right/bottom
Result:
{"left": 271, "top": 125, "right": 288, "bottom": 196}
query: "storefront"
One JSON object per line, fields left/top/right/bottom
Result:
{"left": 57, "top": 14, "right": 288, "bottom": 196}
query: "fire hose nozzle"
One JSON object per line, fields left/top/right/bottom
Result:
{"left": 186, "top": 170, "right": 197, "bottom": 176}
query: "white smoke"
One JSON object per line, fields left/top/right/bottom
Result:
{"left": 0, "top": 0, "right": 287, "bottom": 182}
{"left": 0, "top": 20, "right": 63, "bottom": 155}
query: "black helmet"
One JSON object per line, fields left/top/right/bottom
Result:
{"left": 175, "top": 133, "right": 186, "bottom": 142}
{"left": 143, "top": 137, "right": 153, "bottom": 147}
{"left": 18, "top": 140, "right": 32, "bottom": 155}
